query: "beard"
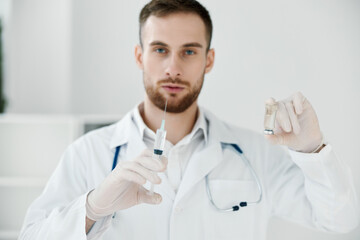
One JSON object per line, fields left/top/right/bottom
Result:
{"left": 143, "top": 73, "right": 205, "bottom": 113}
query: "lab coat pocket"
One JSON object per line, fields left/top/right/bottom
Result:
{"left": 204, "top": 180, "right": 257, "bottom": 240}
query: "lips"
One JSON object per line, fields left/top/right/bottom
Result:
{"left": 161, "top": 84, "right": 185, "bottom": 93}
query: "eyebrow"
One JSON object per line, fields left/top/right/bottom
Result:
{"left": 149, "top": 41, "right": 203, "bottom": 48}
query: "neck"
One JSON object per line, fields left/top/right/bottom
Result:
{"left": 140, "top": 96, "right": 199, "bottom": 145}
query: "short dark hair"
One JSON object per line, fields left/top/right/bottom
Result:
{"left": 139, "top": 0, "right": 213, "bottom": 51}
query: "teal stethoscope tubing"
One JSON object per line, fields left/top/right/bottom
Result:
{"left": 112, "top": 143, "right": 263, "bottom": 212}
{"left": 205, "top": 143, "right": 263, "bottom": 212}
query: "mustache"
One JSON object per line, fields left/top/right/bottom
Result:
{"left": 158, "top": 77, "right": 190, "bottom": 87}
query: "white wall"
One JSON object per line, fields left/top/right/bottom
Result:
{"left": 2, "top": 0, "right": 360, "bottom": 239}
{"left": 5, "top": 0, "right": 72, "bottom": 113}
{"left": 71, "top": 0, "right": 145, "bottom": 114}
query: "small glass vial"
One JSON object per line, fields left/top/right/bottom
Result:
{"left": 264, "top": 98, "right": 278, "bottom": 135}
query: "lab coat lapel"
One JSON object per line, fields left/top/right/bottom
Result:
{"left": 173, "top": 108, "right": 241, "bottom": 206}
{"left": 174, "top": 141, "right": 223, "bottom": 206}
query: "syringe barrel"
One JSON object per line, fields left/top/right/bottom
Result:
{"left": 154, "top": 129, "right": 167, "bottom": 154}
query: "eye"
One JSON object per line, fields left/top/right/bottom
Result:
{"left": 155, "top": 48, "right": 166, "bottom": 54}
{"left": 185, "top": 50, "right": 195, "bottom": 55}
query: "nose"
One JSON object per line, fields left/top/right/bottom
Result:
{"left": 165, "top": 54, "right": 182, "bottom": 79}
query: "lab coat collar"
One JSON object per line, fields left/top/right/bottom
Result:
{"left": 132, "top": 103, "right": 208, "bottom": 145}
{"left": 109, "top": 111, "right": 133, "bottom": 150}
{"left": 202, "top": 107, "right": 240, "bottom": 146}
{"left": 109, "top": 106, "right": 238, "bottom": 150}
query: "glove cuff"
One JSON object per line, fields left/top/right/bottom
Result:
{"left": 86, "top": 190, "right": 112, "bottom": 221}
{"left": 311, "top": 142, "right": 325, "bottom": 153}
{"left": 310, "top": 132, "right": 327, "bottom": 153}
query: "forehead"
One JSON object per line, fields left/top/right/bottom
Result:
{"left": 141, "top": 12, "right": 207, "bottom": 47}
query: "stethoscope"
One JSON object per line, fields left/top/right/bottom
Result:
{"left": 205, "top": 143, "right": 263, "bottom": 212}
{"left": 112, "top": 142, "right": 263, "bottom": 212}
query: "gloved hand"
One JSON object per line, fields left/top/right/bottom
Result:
{"left": 86, "top": 149, "right": 167, "bottom": 221}
{"left": 264, "top": 92, "right": 323, "bottom": 153}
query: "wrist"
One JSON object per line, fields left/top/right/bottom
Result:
{"left": 312, "top": 143, "right": 326, "bottom": 153}
{"left": 308, "top": 134, "right": 325, "bottom": 153}
{"left": 300, "top": 132, "right": 324, "bottom": 153}
{"left": 299, "top": 134, "right": 326, "bottom": 153}
{"left": 85, "top": 216, "right": 96, "bottom": 234}
{"left": 86, "top": 190, "right": 103, "bottom": 221}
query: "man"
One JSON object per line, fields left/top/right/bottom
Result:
{"left": 20, "top": 0, "right": 358, "bottom": 239}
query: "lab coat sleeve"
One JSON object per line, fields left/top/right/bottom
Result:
{"left": 18, "top": 139, "right": 112, "bottom": 240}
{"left": 266, "top": 143, "right": 359, "bottom": 233}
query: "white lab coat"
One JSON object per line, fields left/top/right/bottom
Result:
{"left": 19, "top": 107, "right": 358, "bottom": 240}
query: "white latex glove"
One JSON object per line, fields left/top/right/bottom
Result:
{"left": 86, "top": 149, "right": 167, "bottom": 221}
{"left": 264, "top": 92, "right": 323, "bottom": 153}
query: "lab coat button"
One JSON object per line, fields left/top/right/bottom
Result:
{"left": 174, "top": 207, "right": 183, "bottom": 214}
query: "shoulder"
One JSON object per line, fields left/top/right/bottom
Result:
{"left": 204, "top": 109, "right": 291, "bottom": 175}
{"left": 203, "top": 107, "right": 264, "bottom": 143}
{"left": 57, "top": 122, "right": 119, "bottom": 173}
{"left": 72, "top": 122, "right": 118, "bottom": 151}
{"left": 202, "top": 107, "right": 285, "bottom": 158}
{"left": 226, "top": 122, "right": 263, "bottom": 142}
{"left": 222, "top": 121, "right": 268, "bottom": 153}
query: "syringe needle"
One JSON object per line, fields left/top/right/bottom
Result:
{"left": 163, "top": 99, "right": 168, "bottom": 119}
{"left": 160, "top": 99, "right": 167, "bottom": 131}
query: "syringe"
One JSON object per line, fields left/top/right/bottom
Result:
{"left": 149, "top": 100, "right": 167, "bottom": 195}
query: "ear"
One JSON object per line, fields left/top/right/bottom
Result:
{"left": 205, "top": 48, "right": 215, "bottom": 74}
{"left": 135, "top": 44, "right": 144, "bottom": 70}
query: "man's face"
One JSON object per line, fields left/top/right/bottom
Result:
{"left": 135, "top": 12, "right": 214, "bottom": 113}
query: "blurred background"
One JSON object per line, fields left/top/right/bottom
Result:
{"left": 0, "top": 0, "right": 359, "bottom": 239}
